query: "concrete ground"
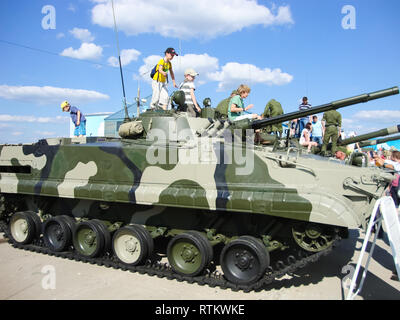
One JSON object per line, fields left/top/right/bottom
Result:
{"left": 0, "top": 229, "right": 399, "bottom": 300}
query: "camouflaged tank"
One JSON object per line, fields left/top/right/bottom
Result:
{"left": 0, "top": 86, "right": 398, "bottom": 290}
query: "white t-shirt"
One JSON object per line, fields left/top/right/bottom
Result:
{"left": 384, "top": 159, "right": 400, "bottom": 173}
{"left": 299, "top": 129, "right": 308, "bottom": 145}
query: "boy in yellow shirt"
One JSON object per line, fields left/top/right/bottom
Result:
{"left": 150, "top": 47, "right": 178, "bottom": 110}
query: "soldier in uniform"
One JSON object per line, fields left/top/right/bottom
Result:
{"left": 261, "top": 99, "right": 284, "bottom": 136}
{"left": 215, "top": 90, "right": 238, "bottom": 119}
{"left": 321, "top": 108, "right": 342, "bottom": 156}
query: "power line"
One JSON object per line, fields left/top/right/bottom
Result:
{"left": 0, "top": 38, "right": 138, "bottom": 73}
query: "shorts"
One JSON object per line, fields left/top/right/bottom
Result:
{"left": 151, "top": 80, "right": 169, "bottom": 108}
{"left": 312, "top": 136, "right": 323, "bottom": 145}
{"left": 74, "top": 121, "right": 86, "bottom": 136}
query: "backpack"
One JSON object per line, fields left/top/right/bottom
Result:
{"left": 150, "top": 64, "right": 158, "bottom": 79}
{"left": 150, "top": 60, "right": 168, "bottom": 82}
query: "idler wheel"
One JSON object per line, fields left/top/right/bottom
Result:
{"left": 73, "top": 220, "right": 108, "bottom": 258}
{"left": 167, "top": 231, "right": 212, "bottom": 277}
{"left": 220, "top": 236, "right": 269, "bottom": 285}
{"left": 292, "top": 222, "right": 334, "bottom": 253}
{"left": 43, "top": 216, "right": 73, "bottom": 252}
{"left": 112, "top": 224, "right": 154, "bottom": 266}
{"left": 9, "top": 211, "right": 39, "bottom": 245}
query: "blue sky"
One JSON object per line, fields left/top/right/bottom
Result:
{"left": 0, "top": 0, "right": 399, "bottom": 143}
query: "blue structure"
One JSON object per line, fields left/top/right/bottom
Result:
{"left": 69, "top": 112, "right": 113, "bottom": 137}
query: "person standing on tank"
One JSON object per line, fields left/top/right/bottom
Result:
{"left": 179, "top": 68, "right": 202, "bottom": 117}
{"left": 61, "top": 101, "right": 86, "bottom": 137}
{"left": 150, "top": 47, "right": 178, "bottom": 110}
{"left": 296, "top": 96, "right": 312, "bottom": 138}
{"left": 321, "top": 108, "right": 342, "bottom": 156}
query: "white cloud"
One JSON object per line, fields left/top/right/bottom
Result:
{"left": 0, "top": 85, "right": 109, "bottom": 105}
{"left": 342, "top": 110, "right": 400, "bottom": 135}
{"left": 56, "top": 33, "right": 65, "bottom": 39}
{"left": 91, "top": 0, "right": 294, "bottom": 39}
{"left": 0, "top": 115, "right": 68, "bottom": 123}
{"left": 208, "top": 62, "right": 293, "bottom": 91}
{"left": 137, "top": 53, "right": 293, "bottom": 91}
{"left": 353, "top": 110, "right": 400, "bottom": 122}
{"left": 60, "top": 42, "right": 103, "bottom": 60}
{"left": 69, "top": 28, "right": 95, "bottom": 42}
{"left": 108, "top": 48, "right": 141, "bottom": 67}
{"left": 137, "top": 53, "right": 219, "bottom": 85}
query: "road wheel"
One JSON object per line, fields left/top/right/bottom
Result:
{"left": 43, "top": 216, "right": 72, "bottom": 252}
{"left": 24, "top": 211, "right": 42, "bottom": 239}
{"left": 112, "top": 225, "right": 152, "bottom": 266}
{"left": 9, "top": 212, "right": 37, "bottom": 245}
{"left": 167, "top": 232, "right": 212, "bottom": 277}
{"left": 73, "top": 220, "right": 105, "bottom": 258}
{"left": 220, "top": 236, "right": 269, "bottom": 285}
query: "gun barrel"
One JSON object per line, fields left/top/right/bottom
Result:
{"left": 249, "top": 86, "right": 399, "bottom": 130}
{"left": 339, "top": 124, "right": 400, "bottom": 146}
{"left": 359, "top": 133, "right": 400, "bottom": 148}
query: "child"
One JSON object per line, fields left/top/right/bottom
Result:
{"left": 179, "top": 68, "right": 201, "bottom": 117}
{"left": 61, "top": 101, "right": 86, "bottom": 137}
{"left": 150, "top": 47, "right": 178, "bottom": 110}
{"left": 227, "top": 84, "right": 260, "bottom": 122}
{"left": 299, "top": 122, "right": 318, "bottom": 152}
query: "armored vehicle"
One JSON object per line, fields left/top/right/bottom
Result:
{"left": 304, "top": 124, "right": 400, "bottom": 166}
{"left": 0, "top": 87, "right": 398, "bottom": 290}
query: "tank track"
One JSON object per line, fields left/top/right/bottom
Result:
{"left": 0, "top": 220, "right": 338, "bottom": 292}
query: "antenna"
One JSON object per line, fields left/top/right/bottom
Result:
{"left": 111, "top": 0, "right": 129, "bottom": 122}
{"left": 136, "top": 81, "right": 140, "bottom": 117}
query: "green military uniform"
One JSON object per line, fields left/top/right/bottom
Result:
{"left": 262, "top": 99, "right": 284, "bottom": 134}
{"left": 215, "top": 97, "right": 230, "bottom": 119}
{"left": 215, "top": 90, "right": 238, "bottom": 119}
{"left": 321, "top": 109, "right": 342, "bottom": 155}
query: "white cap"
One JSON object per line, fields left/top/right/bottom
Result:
{"left": 184, "top": 68, "right": 199, "bottom": 77}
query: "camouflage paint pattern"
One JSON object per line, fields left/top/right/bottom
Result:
{"left": 0, "top": 121, "right": 390, "bottom": 230}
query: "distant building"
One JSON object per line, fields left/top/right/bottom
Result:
{"left": 67, "top": 94, "right": 151, "bottom": 138}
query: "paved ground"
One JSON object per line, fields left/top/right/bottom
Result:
{"left": 0, "top": 229, "right": 399, "bottom": 300}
